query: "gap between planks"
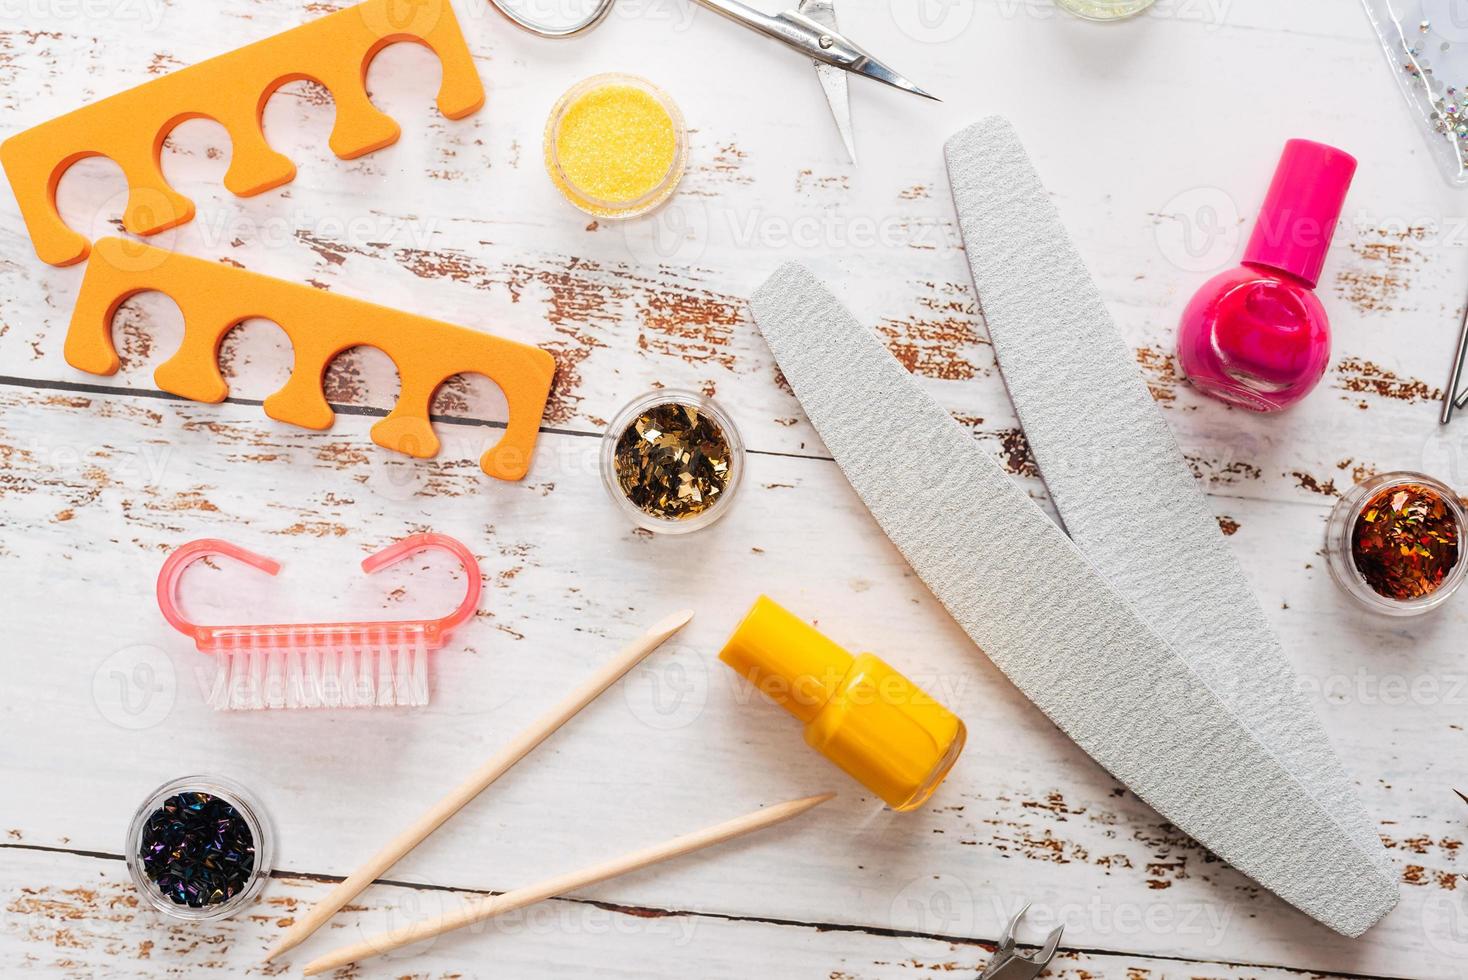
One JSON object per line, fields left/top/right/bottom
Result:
{"left": 0, "top": 372, "right": 1348, "bottom": 510}
{"left": 0, "top": 841, "right": 1399, "bottom": 980}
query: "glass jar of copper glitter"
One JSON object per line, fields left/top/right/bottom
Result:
{"left": 1325, "top": 472, "right": 1467, "bottom": 617}
{"left": 601, "top": 389, "right": 745, "bottom": 534}
{"left": 544, "top": 73, "right": 688, "bottom": 220}
{"left": 125, "top": 775, "right": 273, "bottom": 920}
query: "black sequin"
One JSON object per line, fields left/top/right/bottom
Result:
{"left": 139, "top": 791, "right": 256, "bottom": 909}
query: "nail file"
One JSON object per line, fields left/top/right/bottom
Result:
{"left": 749, "top": 262, "right": 1399, "bottom": 937}
{"left": 943, "top": 116, "right": 1388, "bottom": 868}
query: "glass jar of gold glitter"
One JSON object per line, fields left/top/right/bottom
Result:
{"left": 544, "top": 73, "right": 688, "bottom": 220}
{"left": 1325, "top": 472, "right": 1467, "bottom": 617}
{"left": 601, "top": 389, "right": 745, "bottom": 534}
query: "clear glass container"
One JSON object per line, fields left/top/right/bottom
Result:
{"left": 1325, "top": 472, "right": 1467, "bottom": 617}
{"left": 544, "top": 73, "right": 687, "bottom": 220}
{"left": 1056, "top": 0, "right": 1157, "bottom": 20}
{"left": 601, "top": 389, "right": 744, "bottom": 534}
{"left": 125, "top": 775, "right": 273, "bottom": 920}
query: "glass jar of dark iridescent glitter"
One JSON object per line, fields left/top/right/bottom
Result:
{"left": 601, "top": 389, "right": 745, "bottom": 534}
{"left": 125, "top": 775, "right": 273, "bottom": 920}
{"left": 1326, "top": 472, "right": 1467, "bottom": 617}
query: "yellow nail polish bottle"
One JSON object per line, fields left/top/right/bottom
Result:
{"left": 718, "top": 596, "right": 966, "bottom": 811}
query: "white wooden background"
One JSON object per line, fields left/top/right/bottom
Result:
{"left": 1, "top": 0, "right": 1466, "bottom": 976}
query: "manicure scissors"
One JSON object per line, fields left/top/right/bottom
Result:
{"left": 485, "top": 0, "right": 938, "bottom": 163}
{"left": 978, "top": 904, "right": 1064, "bottom": 980}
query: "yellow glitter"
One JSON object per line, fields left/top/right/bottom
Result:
{"left": 546, "top": 75, "right": 685, "bottom": 219}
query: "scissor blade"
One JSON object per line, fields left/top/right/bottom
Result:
{"left": 799, "top": 0, "right": 855, "bottom": 162}
{"left": 691, "top": 0, "right": 939, "bottom": 101}
{"left": 851, "top": 52, "right": 940, "bottom": 101}
{"left": 786, "top": 0, "right": 938, "bottom": 102}
{"left": 814, "top": 63, "right": 857, "bottom": 163}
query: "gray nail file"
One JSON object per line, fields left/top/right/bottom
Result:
{"left": 942, "top": 117, "right": 1388, "bottom": 869}
{"left": 749, "top": 262, "right": 1399, "bottom": 937}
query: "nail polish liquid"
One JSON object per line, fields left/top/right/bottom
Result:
{"left": 1176, "top": 140, "right": 1356, "bottom": 412}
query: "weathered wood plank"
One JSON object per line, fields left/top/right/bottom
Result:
{"left": 0, "top": 847, "right": 1397, "bottom": 979}
{"left": 3, "top": 0, "right": 1467, "bottom": 976}
{"left": 0, "top": 0, "right": 1464, "bottom": 511}
{"left": 0, "top": 387, "right": 1462, "bottom": 976}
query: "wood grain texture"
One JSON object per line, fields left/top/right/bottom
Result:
{"left": 2, "top": 848, "right": 1380, "bottom": 979}
{"left": 0, "top": 0, "right": 1465, "bottom": 977}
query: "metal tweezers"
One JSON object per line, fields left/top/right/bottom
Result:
{"left": 1441, "top": 285, "right": 1468, "bottom": 423}
{"left": 978, "top": 904, "right": 1065, "bottom": 980}
{"left": 690, "top": 0, "right": 939, "bottom": 163}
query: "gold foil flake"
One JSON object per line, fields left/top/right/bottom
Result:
{"left": 613, "top": 402, "right": 732, "bottom": 521}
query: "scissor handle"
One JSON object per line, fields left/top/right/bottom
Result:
{"left": 486, "top": 0, "right": 614, "bottom": 38}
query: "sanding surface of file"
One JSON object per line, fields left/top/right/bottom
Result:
{"left": 749, "top": 262, "right": 1399, "bottom": 937}
{"left": 943, "top": 116, "right": 1386, "bottom": 868}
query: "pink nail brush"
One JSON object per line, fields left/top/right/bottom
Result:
{"left": 156, "top": 533, "right": 481, "bottom": 710}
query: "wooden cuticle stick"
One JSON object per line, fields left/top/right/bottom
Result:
{"left": 264, "top": 608, "right": 695, "bottom": 962}
{"left": 301, "top": 792, "right": 836, "bottom": 974}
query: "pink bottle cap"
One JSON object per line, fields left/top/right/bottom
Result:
{"left": 1242, "top": 139, "right": 1356, "bottom": 289}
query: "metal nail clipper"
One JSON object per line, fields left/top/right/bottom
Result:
{"left": 485, "top": 0, "right": 938, "bottom": 162}
{"left": 978, "top": 905, "right": 1064, "bottom": 980}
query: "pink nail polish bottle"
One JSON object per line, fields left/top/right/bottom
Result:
{"left": 1176, "top": 139, "right": 1357, "bottom": 412}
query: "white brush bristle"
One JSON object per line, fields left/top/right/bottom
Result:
{"left": 208, "top": 634, "right": 432, "bottom": 710}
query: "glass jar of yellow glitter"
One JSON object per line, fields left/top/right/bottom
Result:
{"left": 545, "top": 73, "right": 687, "bottom": 220}
{"left": 601, "top": 389, "right": 745, "bottom": 534}
{"left": 1055, "top": 0, "right": 1156, "bottom": 19}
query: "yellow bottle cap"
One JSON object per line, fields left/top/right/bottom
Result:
{"left": 719, "top": 597, "right": 966, "bottom": 811}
